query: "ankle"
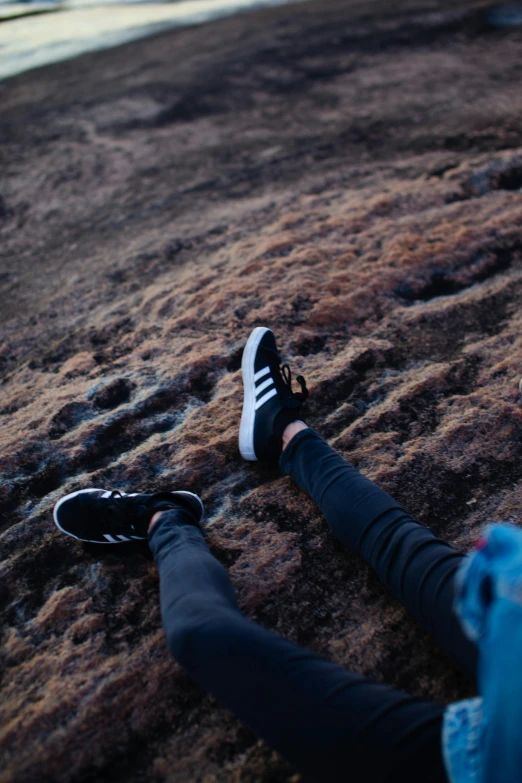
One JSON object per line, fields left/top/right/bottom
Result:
{"left": 148, "top": 510, "right": 167, "bottom": 534}
{"left": 282, "top": 420, "right": 308, "bottom": 451}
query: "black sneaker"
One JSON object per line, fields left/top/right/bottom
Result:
{"left": 53, "top": 488, "right": 204, "bottom": 544}
{"left": 239, "top": 327, "right": 308, "bottom": 461}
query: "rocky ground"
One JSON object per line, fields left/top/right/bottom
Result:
{"left": 2, "top": 0, "right": 522, "bottom": 780}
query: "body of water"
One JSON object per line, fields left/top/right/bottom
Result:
{"left": 0, "top": 0, "right": 307, "bottom": 81}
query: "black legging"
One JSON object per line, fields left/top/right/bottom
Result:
{"left": 148, "top": 428, "right": 477, "bottom": 782}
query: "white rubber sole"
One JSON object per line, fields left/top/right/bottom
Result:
{"left": 239, "top": 326, "right": 270, "bottom": 461}
{"left": 53, "top": 488, "right": 205, "bottom": 543}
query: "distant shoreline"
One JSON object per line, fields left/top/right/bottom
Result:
{"left": 0, "top": 0, "right": 307, "bottom": 80}
{"left": 0, "top": 5, "right": 61, "bottom": 22}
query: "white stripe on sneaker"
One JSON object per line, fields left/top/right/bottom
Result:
{"left": 255, "top": 376, "right": 274, "bottom": 396}
{"left": 255, "top": 387, "right": 278, "bottom": 410}
{"left": 116, "top": 535, "right": 131, "bottom": 541}
{"left": 103, "top": 534, "right": 119, "bottom": 543}
{"left": 254, "top": 366, "right": 270, "bottom": 382}
{"left": 239, "top": 326, "right": 271, "bottom": 461}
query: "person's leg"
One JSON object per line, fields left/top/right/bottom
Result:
{"left": 280, "top": 426, "right": 477, "bottom": 679}
{"left": 150, "top": 508, "right": 449, "bottom": 783}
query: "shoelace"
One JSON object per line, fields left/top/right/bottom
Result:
{"left": 87, "top": 490, "right": 145, "bottom": 530}
{"left": 281, "top": 363, "right": 308, "bottom": 403}
{"left": 264, "top": 344, "right": 308, "bottom": 404}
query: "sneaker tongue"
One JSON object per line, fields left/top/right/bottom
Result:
{"left": 273, "top": 405, "right": 305, "bottom": 440}
{"left": 283, "top": 397, "right": 303, "bottom": 409}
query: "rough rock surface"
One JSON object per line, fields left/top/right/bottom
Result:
{"left": 2, "top": 0, "right": 522, "bottom": 780}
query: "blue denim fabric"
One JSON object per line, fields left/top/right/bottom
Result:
{"left": 442, "top": 523, "right": 522, "bottom": 783}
